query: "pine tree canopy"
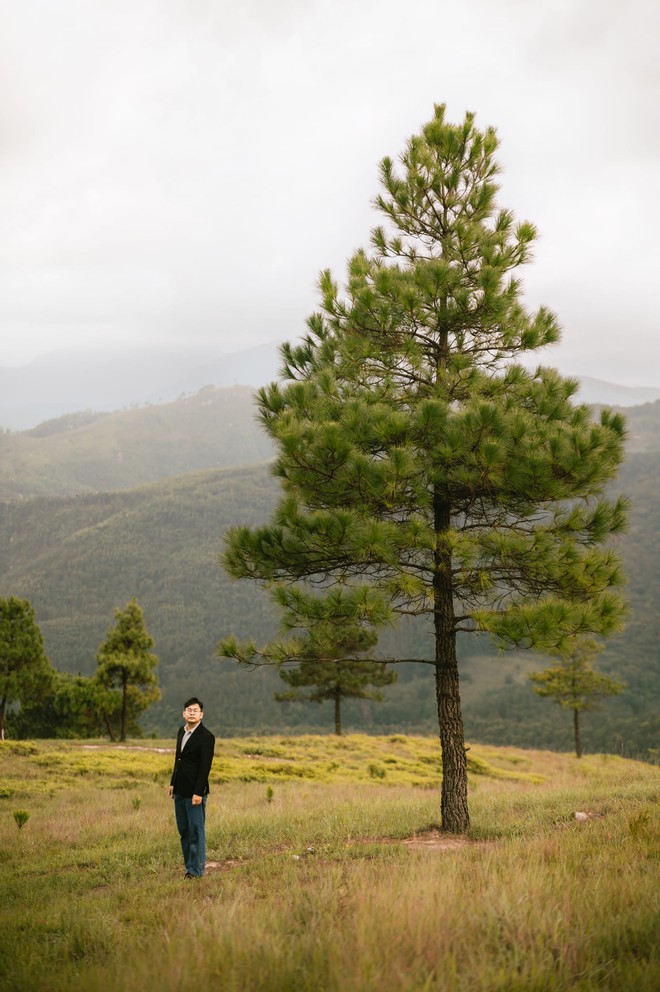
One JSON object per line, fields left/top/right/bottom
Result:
{"left": 223, "top": 104, "right": 627, "bottom": 652}
{"left": 274, "top": 626, "right": 395, "bottom": 703}
{"left": 530, "top": 637, "right": 625, "bottom": 712}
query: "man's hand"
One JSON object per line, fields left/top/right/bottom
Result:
{"left": 168, "top": 786, "right": 174, "bottom": 798}
{"left": 192, "top": 794, "right": 203, "bottom": 806}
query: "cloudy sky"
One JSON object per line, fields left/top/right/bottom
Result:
{"left": 0, "top": 0, "right": 658, "bottom": 385}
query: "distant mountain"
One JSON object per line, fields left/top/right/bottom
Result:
{"left": 0, "top": 385, "right": 274, "bottom": 500}
{"left": 1, "top": 343, "right": 658, "bottom": 431}
{"left": 0, "top": 341, "right": 285, "bottom": 430}
{"left": 2, "top": 386, "right": 657, "bottom": 503}
{"left": 574, "top": 376, "right": 660, "bottom": 408}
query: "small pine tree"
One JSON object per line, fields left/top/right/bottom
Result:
{"left": 274, "top": 626, "right": 396, "bottom": 735}
{"left": 529, "top": 638, "right": 624, "bottom": 757}
{"left": 96, "top": 598, "right": 160, "bottom": 741}
{"left": 54, "top": 674, "right": 124, "bottom": 741}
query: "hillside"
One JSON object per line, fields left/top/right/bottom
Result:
{"left": 0, "top": 463, "right": 284, "bottom": 726}
{"left": 575, "top": 377, "right": 660, "bottom": 408}
{"left": 613, "top": 399, "right": 660, "bottom": 453}
{"left": 0, "top": 385, "right": 274, "bottom": 499}
{"left": 0, "top": 431, "right": 658, "bottom": 754}
{"left": 2, "top": 384, "right": 659, "bottom": 503}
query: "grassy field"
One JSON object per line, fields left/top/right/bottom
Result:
{"left": 1, "top": 735, "right": 658, "bottom": 992}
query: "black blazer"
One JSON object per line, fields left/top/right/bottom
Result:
{"left": 170, "top": 722, "right": 215, "bottom": 798}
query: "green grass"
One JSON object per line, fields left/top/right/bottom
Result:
{"left": 1, "top": 736, "right": 658, "bottom": 991}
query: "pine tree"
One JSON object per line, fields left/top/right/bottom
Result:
{"left": 96, "top": 598, "right": 160, "bottom": 742}
{"left": 226, "top": 624, "right": 396, "bottom": 735}
{"left": 221, "top": 105, "right": 628, "bottom": 833}
{"left": 55, "top": 674, "right": 124, "bottom": 741}
{"left": 0, "top": 597, "right": 50, "bottom": 739}
{"left": 529, "top": 638, "right": 624, "bottom": 757}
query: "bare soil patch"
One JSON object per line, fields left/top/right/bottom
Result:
{"left": 400, "top": 830, "right": 471, "bottom": 852}
{"left": 203, "top": 831, "right": 472, "bottom": 873}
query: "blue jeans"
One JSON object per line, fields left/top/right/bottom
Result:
{"left": 173, "top": 794, "right": 207, "bottom": 876}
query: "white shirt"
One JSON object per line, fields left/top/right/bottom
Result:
{"left": 180, "top": 723, "right": 200, "bottom": 751}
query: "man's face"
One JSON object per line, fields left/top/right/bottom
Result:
{"left": 183, "top": 704, "right": 203, "bottom": 728}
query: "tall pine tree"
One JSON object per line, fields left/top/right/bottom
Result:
{"left": 221, "top": 105, "right": 628, "bottom": 832}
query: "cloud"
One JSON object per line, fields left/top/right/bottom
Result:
{"left": 0, "top": 0, "right": 657, "bottom": 384}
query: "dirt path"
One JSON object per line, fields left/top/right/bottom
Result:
{"left": 80, "top": 744, "right": 173, "bottom": 753}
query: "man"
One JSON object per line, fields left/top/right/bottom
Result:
{"left": 168, "top": 696, "right": 215, "bottom": 878}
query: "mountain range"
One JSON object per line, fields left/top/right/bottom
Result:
{"left": 0, "top": 341, "right": 285, "bottom": 431}
{"left": 0, "top": 386, "right": 273, "bottom": 500}
{"left": 0, "top": 368, "right": 658, "bottom": 754}
{"left": 2, "top": 341, "right": 659, "bottom": 430}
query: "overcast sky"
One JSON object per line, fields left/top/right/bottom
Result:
{"left": 0, "top": 0, "right": 658, "bottom": 385}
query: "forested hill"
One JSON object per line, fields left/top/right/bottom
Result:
{"left": 2, "top": 387, "right": 658, "bottom": 502}
{"left": 0, "top": 424, "right": 658, "bottom": 755}
{"left": 0, "top": 386, "right": 274, "bottom": 500}
{"left": 0, "top": 463, "right": 283, "bottom": 731}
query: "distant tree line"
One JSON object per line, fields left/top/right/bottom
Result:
{"left": 1, "top": 596, "right": 159, "bottom": 741}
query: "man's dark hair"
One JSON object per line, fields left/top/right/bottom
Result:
{"left": 183, "top": 696, "right": 204, "bottom": 710}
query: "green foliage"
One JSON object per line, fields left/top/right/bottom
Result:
{"left": 223, "top": 622, "right": 397, "bottom": 735}
{"left": 529, "top": 638, "right": 624, "bottom": 712}
{"left": 276, "top": 649, "right": 397, "bottom": 736}
{"left": 12, "top": 808, "right": 29, "bottom": 830}
{"left": 530, "top": 636, "right": 624, "bottom": 758}
{"left": 55, "top": 673, "right": 124, "bottom": 740}
{"left": 96, "top": 599, "right": 160, "bottom": 742}
{"left": 6, "top": 660, "right": 59, "bottom": 739}
{"left": 0, "top": 596, "right": 51, "bottom": 738}
{"left": 0, "top": 446, "right": 656, "bottom": 751}
{"left": 222, "top": 105, "right": 628, "bottom": 831}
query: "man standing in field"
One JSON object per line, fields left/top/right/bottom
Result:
{"left": 168, "top": 696, "right": 215, "bottom": 879}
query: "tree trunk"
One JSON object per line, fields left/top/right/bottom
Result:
{"left": 573, "top": 707, "right": 582, "bottom": 758}
{"left": 334, "top": 689, "right": 342, "bottom": 736}
{"left": 120, "top": 675, "right": 128, "bottom": 742}
{"left": 434, "top": 496, "right": 469, "bottom": 834}
{"left": 104, "top": 714, "right": 116, "bottom": 742}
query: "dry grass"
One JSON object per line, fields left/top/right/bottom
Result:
{"left": 0, "top": 736, "right": 658, "bottom": 991}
